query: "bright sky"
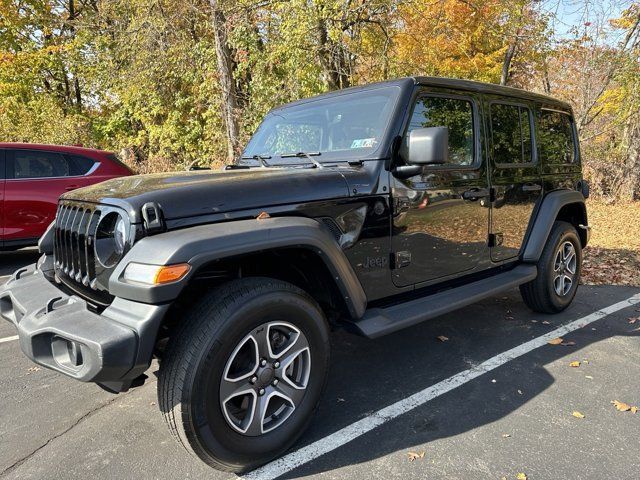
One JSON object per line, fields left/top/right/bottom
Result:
{"left": 542, "top": 0, "right": 630, "bottom": 43}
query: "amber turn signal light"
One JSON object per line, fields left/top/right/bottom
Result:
{"left": 154, "top": 263, "right": 191, "bottom": 284}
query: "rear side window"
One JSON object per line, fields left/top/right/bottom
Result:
{"left": 65, "top": 155, "right": 97, "bottom": 176}
{"left": 406, "top": 96, "right": 475, "bottom": 166}
{"left": 538, "top": 110, "right": 576, "bottom": 164}
{"left": 490, "top": 103, "right": 533, "bottom": 165}
{"left": 9, "top": 150, "right": 70, "bottom": 179}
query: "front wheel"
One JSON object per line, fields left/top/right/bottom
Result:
{"left": 520, "top": 221, "right": 582, "bottom": 313}
{"left": 158, "top": 278, "right": 330, "bottom": 473}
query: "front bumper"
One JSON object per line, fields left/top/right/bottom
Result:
{"left": 0, "top": 259, "right": 168, "bottom": 391}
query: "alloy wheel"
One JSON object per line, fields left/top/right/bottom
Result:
{"left": 553, "top": 240, "right": 577, "bottom": 296}
{"left": 219, "top": 321, "right": 311, "bottom": 436}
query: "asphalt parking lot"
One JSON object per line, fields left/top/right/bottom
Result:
{"left": 1, "top": 249, "right": 639, "bottom": 480}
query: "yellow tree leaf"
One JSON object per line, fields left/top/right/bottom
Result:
{"left": 572, "top": 411, "right": 585, "bottom": 419}
{"left": 569, "top": 361, "right": 581, "bottom": 367}
{"left": 611, "top": 400, "right": 631, "bottom": 412}
{"left": 548, "top": 337, "right": 563, "bottom": 345}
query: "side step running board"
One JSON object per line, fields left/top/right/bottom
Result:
{"left": 354, "top": 265, "right": 537, "bottom": 339}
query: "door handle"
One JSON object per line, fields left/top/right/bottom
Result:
{"left": 65, "top": 184, "right": 80, "bottom": 191}
{"left": 462, "top": 188, "right": 491, "bottom": 201}
{"left": 522, "top": 184, "right": 542, "bottom": 192}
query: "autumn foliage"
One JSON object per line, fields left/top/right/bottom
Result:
{"left": 0, "top": 1, "right": 639, "bottom": 200}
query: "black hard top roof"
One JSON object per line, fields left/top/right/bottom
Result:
{"left": 274, "top": 76, "right": 572, "bottom": 112}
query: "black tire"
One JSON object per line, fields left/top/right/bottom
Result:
{"left": 520, "top": 221, "right": 582, "bottom": 313}
{"left": 158, "top": 277, "right": 330, "bottom": 473}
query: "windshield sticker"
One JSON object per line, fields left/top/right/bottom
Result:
{"left": 350, "top": 138, "right": 376, "bottom": 149}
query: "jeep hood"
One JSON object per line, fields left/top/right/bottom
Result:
{"left": 62, "top": 167, "right": 365, "bottom": 221}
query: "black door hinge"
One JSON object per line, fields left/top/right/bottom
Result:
{"left": 488, "top": 233, "right": 503, "bottom": 248}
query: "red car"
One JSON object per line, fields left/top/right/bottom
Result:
{"left": 0, "top": 143, "right": 133, "bottom": 250}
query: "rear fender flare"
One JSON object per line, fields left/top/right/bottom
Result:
{"left": 109, "top": 217, "right": 367, "bottom": 319}
{"left": 522, "top": 190, "right": 587, "bottom": 263}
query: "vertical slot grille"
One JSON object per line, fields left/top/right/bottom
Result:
{"left": 54, "top": 202, "right": 101, "bottom": 290}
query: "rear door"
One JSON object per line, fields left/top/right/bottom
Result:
{"left": 487, "top": 99, "right": 543, "bottom": 262}
{"left": 3, "top": 149, "right": 96, "bottom": 242}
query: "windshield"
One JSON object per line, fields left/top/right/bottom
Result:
{"left": 242, "top": 86, "right": 400, "bottom": 164}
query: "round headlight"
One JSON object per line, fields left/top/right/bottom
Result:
{"left": 95, "top": 212, "right": 129, "bottom": 268}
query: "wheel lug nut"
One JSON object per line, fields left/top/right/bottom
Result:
{"left": 273, "top": 379, "right": 279, "bottom": 386}
{"left": 250, "top": 376, "right": 257, "bottom": 384}
{"left": 260, "top": 359, "right": 267, "bottom": 367}
{"left": 274, "top": 361, "right": 280, "bottom": 368}
{"left": 259, "top": 388, "right": 265, "bottom": 396}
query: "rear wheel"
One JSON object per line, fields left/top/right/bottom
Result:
{"left": 158, "top": 277, "right": 330, "bottom": 473}
{"left": 520, "top": 221, "right": 582, "bottom": 313}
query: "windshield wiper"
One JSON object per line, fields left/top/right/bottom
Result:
{"left": 240, "top": 154, "right": 272, "bottom": 168}
{"left": 281, "top": 151, "right": 324, "bottom": 169}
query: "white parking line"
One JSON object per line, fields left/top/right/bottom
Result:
{"left": 244, "top": 293, "right": 640, "bottom": 480}
{"left": 0, "top": 335, "right": 19, "bottom": 344}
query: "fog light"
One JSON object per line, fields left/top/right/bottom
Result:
{"left": 123, "top": 262, "right": 191, "bottom": 285}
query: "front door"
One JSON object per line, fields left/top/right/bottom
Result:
{"left": 486, "top": 100, "right": 542, "bottom": 262}
{"left": 391, "top": 91, "right": 490, "bottom": 288}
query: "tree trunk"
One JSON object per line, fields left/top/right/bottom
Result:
{"left": 209, "top": 0, "right": 241, "bottom": 163}
{"left": 316, "top": 18, "right": 350, "bottom": 90}
{"left": 500, "top": 37, "right": 518, "bottom": 86}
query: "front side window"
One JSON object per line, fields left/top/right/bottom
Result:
{"left": 405, "top": 96, "right": 475, "bottom": 166}
{"left": 243, "top": 86, "right": 400, "bottom": 163}
{"left": 538, "top": 110, "right": 576, "bottom": 164}
{"left": 9, "top": 150, "right": 70, "bottom": 179}
{"left": 491, "top": 103, "right": 533, "bottom": 165}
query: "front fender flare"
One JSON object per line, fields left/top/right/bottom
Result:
{"left": 109, "top": 217, "right": 367, "bottom": 319}
{"left": 522, "top": 190, "right": 587, "bottom": 263}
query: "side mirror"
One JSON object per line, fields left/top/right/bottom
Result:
{"left": 403, "top": 127, "right": 449, "bottom": 165}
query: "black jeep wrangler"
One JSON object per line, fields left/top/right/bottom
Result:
{"left": 1, "top": 77, "right": 590, "bottom": 472}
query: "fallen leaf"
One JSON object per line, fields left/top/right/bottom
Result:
{"left": 502, "top": 433, "right": 511, "bottom": 438}
{"left": 585, "top": 375, "right": 594, "bottom": 379}
{"left": 628, "top": 317, "right": 638, "bottom": 324}
{"left": 337, "top": 397, "right": 345, "bottom": 403}
{"left": 436, "top": 335, "right": 449, "bottom": 342}
{"left": 542, "top": 320, "right": 551, "bottom": 325}
{"left": 531, "top": 320, "right": 539, "bottom": 323}
{"left": 572, "top": 411, "right": 585, "bottom": 419}
{"left": 561, "top": 341, "right": 576, "bottom": 346}
{"left": 150, "top": 402, "right": 156, "bottom": 406}
{"left": 569, "top": 361, "right": 581, "bottom": 367}
{"left": 548, "top": 337, "right": 563, "bottom": 345}
{"left": 631, "top": 406, "right": 638, "bottom": 414}
{"left": 407, "top": 451, "right": 425, "bottom": 461}
{"left": 516, "top": 473, "right": 528, "bottom": 480}
{"left": 256, "top": 211, "right": 270, "bottom": 220}
{"left": 27, "top": 366, "right": 41, "bottom": 373}
{"left": 611, "top": 400, "right": 631, "bottom": 412}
